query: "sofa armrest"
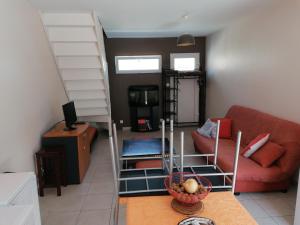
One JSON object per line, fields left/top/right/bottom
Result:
{"left": 277, "top": 142, "right": 300, "bottom": 178}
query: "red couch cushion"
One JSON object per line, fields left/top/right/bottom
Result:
{"left": 136, "top": 160, "right": 162, "bottom": 169}
{"left": 250, "top": 142, "right": 285, "bottom": 168}
{"left": 241, "top": 133, "right": 270, "bottom": 157}
{"left": 211, "top": 118, "right": 232, "bottom": 139}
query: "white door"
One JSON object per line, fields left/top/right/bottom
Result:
{"left": 177, "top": 79, "right": 199, "bottom": 123}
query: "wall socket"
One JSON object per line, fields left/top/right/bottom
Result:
{"left": 120, "top": 120, "right": 124, "bottom": 124}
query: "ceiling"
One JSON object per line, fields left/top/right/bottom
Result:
{"left": 30, "top": 0, "right": 277, "bottom": 38}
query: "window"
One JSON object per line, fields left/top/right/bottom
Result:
{"left": 115, "top": 55, "right": 162, "bottom": 74}
{"left": 170, "top": 53, "right": 200, "bottom": 71}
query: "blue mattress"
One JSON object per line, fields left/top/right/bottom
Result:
{"left": 122, "top": 138, "right": 169, "bottom": 157}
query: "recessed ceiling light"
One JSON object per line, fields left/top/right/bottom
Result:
{"left": 182, "top": 14, "right": 189, "bottom": 20}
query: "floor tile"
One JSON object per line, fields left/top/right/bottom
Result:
{"left": 255, "top": 198, "right": 295, "bottom": 217}
{"left": 40, "top": 195, "right": 85, "bottom": 213}
{"left": 286, "top": 197, "right": 297, "bottom": 209}
{"left": 89, "top": 181, "right": 115, "bottom": 194}
{"left": 91, "top": 170, "right": 114, "bottom": 183}
{"left": 82, "top": 194, "right": 113, "bottom": 211}
{"left": 250, "top": 191, "right": 290, "bottom": 200}
{"left": 235, "top": 193, "right": 253, "bottom": 201}
{"left": 61, "top": 184, "right": 91, "bottom": 196}
{"left": 76, "top": 210, "right": 111, "bottom": 225}
{"left": 285, "top": 185, "right": 298, "bottom": 198}
{"left": 82, "top": 166, "right": 96, "bottom": 184}
{"left": 45, "top": 211, "right": 80, "bottom": 225}
{"left": 272, "top": 216, "right": 294, "bottom": 225}
{"left": 255, "top": 217, "right": 278, "bottom": 225}
{"left": 93, "top": 164, "right": 113, "bottom": 173}
{"left": 40, "top": 209, "right": 48, "bottom": 225}
{"left": 90, "top": 156, "right": 112, "bottom": 169}
{"left": 240, "top": 199, "right": 269, "bottom": 218}
{"left": 41, "top": 184, "right": 90, "bottom": 197}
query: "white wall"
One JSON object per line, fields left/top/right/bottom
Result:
{"left": 206, "top": 1, "right": 300, "bottom": 224}
{"left": 206, "top": 0, "right": 300, "bottom": 123}
{"left": 0, "top": 0, "right": 67, "bottom": 172}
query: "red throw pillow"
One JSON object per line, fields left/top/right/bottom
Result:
{"left": 250, "top": 142, "right": 285, "bottom": 168}
{"left": 241, "top": 133, "right": 270, "bottom": 158}
{"left": 211, "top": 118, "right": 232, "bottom": 139}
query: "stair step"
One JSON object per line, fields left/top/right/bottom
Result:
{"left": 41, "top": 11, "right": 111, "bottom": 125}
{"left": 74, "top": 99, "right": 107, "bottom": 108}
{"left": 64, "top": 80, "right": 105, "bottom": 91}
{"left": 53, "top": 42, "right": 99, "bottom": 56}
{"left": 42, "top": 13, "right": 94, "bottom": 26}
{"left": 57, "top": 56, "right": 101, "bottom": 69}
{"left": 47, "top": 27, "right": 97, "bottom": 42}
{"left": 76, "top": 107, "right": 108, "bottom": 116}
{"left": 68, "top": 90, "right": 107, "bottom": 100}
{"left": 61, "top": 69, "right": 104, "bottom": 81}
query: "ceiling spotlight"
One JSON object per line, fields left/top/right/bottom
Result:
{"left": 177, "top": 34, "right": 195, "bottom": 47}
{"left": 183, "top": 14, "right": 189, "bottom": 20}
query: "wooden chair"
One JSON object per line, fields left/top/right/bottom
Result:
{"left": 36, "top": 147, "right": 67, "bottom": 196}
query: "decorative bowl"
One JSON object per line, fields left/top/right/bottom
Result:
{"left": 164, "top": 172, "right": 212, "bottom": 205}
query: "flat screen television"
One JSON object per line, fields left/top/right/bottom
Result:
{"left": 62, "top": 101, "right": 77, "bottom": 130}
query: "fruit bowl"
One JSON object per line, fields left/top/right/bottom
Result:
{"left": 164, "top": 172, "right": 212, "bottom": 205}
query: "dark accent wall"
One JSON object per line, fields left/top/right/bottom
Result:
{"left": 105, "top": 37, "right": 206, "bottom": 127}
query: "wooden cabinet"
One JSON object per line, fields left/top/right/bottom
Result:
{"left": 42, "top": 122, "right": 90, "bottom": 184}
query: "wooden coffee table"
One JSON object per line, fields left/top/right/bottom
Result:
{"left": 120, "top": 192, "right": 258, "bottom": 225}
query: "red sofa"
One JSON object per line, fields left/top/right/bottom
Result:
{"left": 192, "top": 105, "right": 300, "bottom": 193}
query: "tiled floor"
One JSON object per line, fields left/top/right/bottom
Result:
{"left": 39, "top": 127, "right": 298, "bottom": 225}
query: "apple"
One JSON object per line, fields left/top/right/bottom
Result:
{"left": 183, "top": 178, "right": 198, "bottom": 194}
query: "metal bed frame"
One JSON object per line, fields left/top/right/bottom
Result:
{"left": 108, "top": 120, "right": 242, "bottom": 225}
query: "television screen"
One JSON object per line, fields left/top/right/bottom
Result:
{"left": 62, "top": 101, "right": 77, "bottom": 129}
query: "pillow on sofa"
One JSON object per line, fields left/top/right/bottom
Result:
{"left": 211, "top": 118, "right": 232, "bottom": 139}
{"left": 242, "top": 133, "right": 270, "bottom": 158}
{"left": 197, "top": 119, "right": 216, "bottom": 138}
{"left": 250, "top": 142, "right": 285, "bottom": 168}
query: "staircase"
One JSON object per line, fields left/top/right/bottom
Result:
{"left": 40, "top": 11, "right": 112, "bottom": 133}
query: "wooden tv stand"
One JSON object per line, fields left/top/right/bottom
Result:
{"left": 42, "top": 122, "right": 91, "bottom": 184}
